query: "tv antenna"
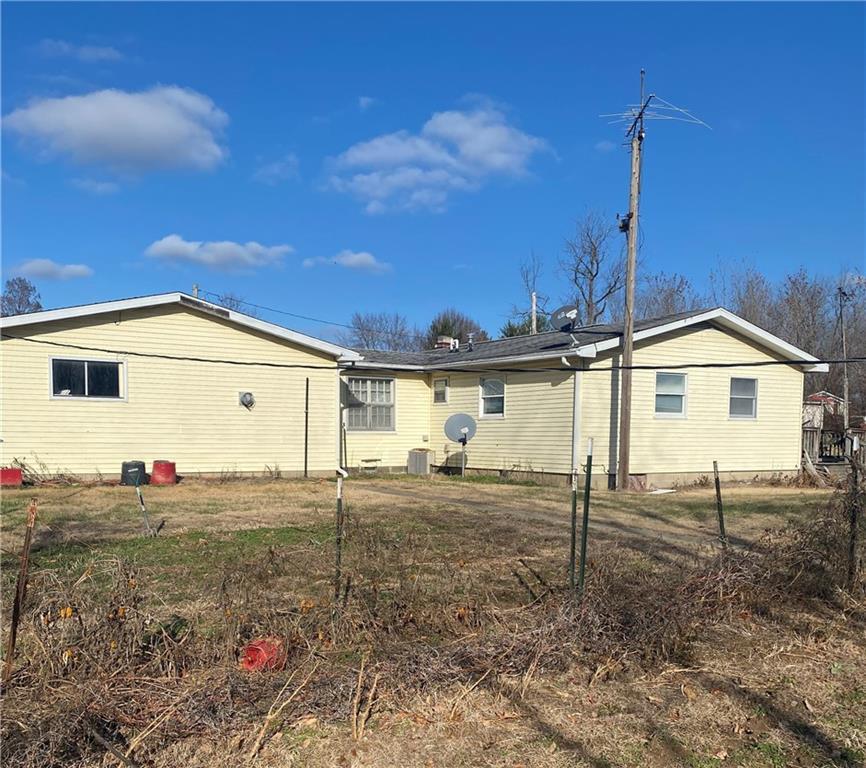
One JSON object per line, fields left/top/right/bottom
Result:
{"left": 444, "top": 413, "right": 477, "bottom": 477}
{"left": 602, "top": 69, "right": 710, "bottom": 491}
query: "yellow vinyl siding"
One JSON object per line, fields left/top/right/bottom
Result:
{"left": 429, "top": 364, "right": 575, "bottom": 474}
{"left": 580, "top": 325, "right": 804, "bottom": 477}
{"left": 342, "top": 372, "right": 431, "bottom": 468}
{"left": 0, "top": 305, "right": 339, "bottom": 476}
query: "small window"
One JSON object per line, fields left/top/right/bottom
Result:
{"left": 52, "top": 359, "right": 121, "bottom": 399}
{"left": 729, "top": 377, "right": 757, "bottom": 418}
{"left": 345, "top": 377, "right": 395, "bottom": 431}
{"left": 433, "top": 378, "right": 448, "bottom": 404}
{"left": 480, "top": 377, "right": 505, "bottom": 417}
{"left": 655, "top": 372, "right": 686, "bottom": 417}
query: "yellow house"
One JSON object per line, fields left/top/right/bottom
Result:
{"left": 339, "top": 308, "right": 827, "bottom": 487}
{"left": 0, "top": 293, "right": 360, "bottom": 478}
{"left": 0, "top": 295, "right": 827, "bottom": 486}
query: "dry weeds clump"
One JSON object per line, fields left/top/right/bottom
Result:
{"left": 2, "top": 483, "right": 864, "bottom": 767}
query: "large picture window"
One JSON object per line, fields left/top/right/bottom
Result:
{"left": 655, "top": 372, "right": 686, "bottom": 417}
{"left": 51, "top": 359, "right": 122, "bottom": 399}
{"left": 345, "top": 377, "right": 395, "bottom": 431}
{"left": 729, "top": 377, "right": 757, "bottom": 418}
{"left": 480, "top": 377, "right": 505, "bottom": 417}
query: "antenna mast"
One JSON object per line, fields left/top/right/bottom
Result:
{"left": 602, "top": 70, "right": 710, "bottom": 491}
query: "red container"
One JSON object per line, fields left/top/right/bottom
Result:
{"left": 0, "top": 468, "right": 23, "bottom": 487}
{"left": 240, "top": 638, "right": 287, "bottom": 672}
{"left": 150, "top": 460, "right": 177, "bottom": 485}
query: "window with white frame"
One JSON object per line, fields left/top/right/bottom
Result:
{"left": 654, "top": 372, "right": 686, "bottom": 417}
{"left": 729, "top": 377, "right": 757, "bottom": 418}
{"left": 480, "top": 377, "right": 505, "bottom": 417}
{"left": 51, "top": 358, "right": 122, "bottom": 399}
{"left": 345, "top": 377, "right": 395, "bottom": 431}
{"left": 433, "top": 378, "right": 449, "bottom": 404}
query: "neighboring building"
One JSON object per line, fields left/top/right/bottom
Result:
{"left": 0, "top": 294, "right": 828, "bottom": 486}
{"left": 803, "top": 390, "right": 846, "bottom": 430}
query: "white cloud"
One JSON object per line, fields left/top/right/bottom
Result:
{"left": 16, "top": 258, "right": 93, "bottom": 280}
{"left": 71, "top": 178, "right": 119, "bottom": 195}
{"left": 3, "top": 86, "right": 228, "bottom": 173}
{"left": 594, "top": 139, "right": 616, "bottom": 153}
{"left": 37, "top": 38, "right": 123, "bottom": 62}
{"left": 358, "top": 96, "right": 377, "bottom": 112}
{"left": 329, "top": 103, "right": 546, "bottom": 212}
{"left": 302, "top": 249, "right": 390, "bottom": 274}
{"left": 252, "top": 153, "right": 299, "bottom": 185}
{"left": 145, "top": 234, "right": 292, "bottom": 271}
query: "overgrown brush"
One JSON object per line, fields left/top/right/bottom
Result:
{"left": 3, "top": 479, "right": 864, "bottom": 767}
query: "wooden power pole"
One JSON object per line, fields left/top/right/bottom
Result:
{"left": 616, "top": 71, "right": 647, "bottom": 491}
{"left": 838, "top": 286, "right": 851, "bottom": 436}
{"left": 605, "top": 70, "right": 709, "bottom": 491}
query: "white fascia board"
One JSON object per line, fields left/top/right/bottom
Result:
{"left": 576, "top": 308, "right": 825, "bottom": 371}
{"left": 1, "top": 291, "right": 360, "bottom": 361}
{"left": 433, "top": 348, "right": 592, "bottom": 370}
{"left": 346, "top": 348, "right": 592, "bottom": 372}
{"left": 0, "top": 292, "right": 183, "bottom": 329}
{"left": 341, "top": 361, "right": 427, "bottom": 371}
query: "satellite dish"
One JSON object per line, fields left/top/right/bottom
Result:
{"left": 445, "top": 413, "right": 476, "bottom": 443}
{"left": 550, "top": 304, "right": 579, "bottom": 332}
{"left": 444, "top": 413, "right": 476, "bottom": 477}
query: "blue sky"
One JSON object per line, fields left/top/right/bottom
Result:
{"left": 2, "top": 1, "right": 864, "bottom": 340}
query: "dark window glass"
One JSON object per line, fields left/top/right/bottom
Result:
{"left": 52, "top": 359, "right": 121, "bottom": 398}
{"left": 52, "top": 360, "right": 85, "bottom": 396}
{"left": 87, "top": 362, "right": 120, "bottom": 397}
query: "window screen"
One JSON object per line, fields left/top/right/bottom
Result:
{"left": 729, "top": 377, "right": 757, "bottom": 418}
{"left": 655, "top": 372, "right": 686, "bottom": 416}
{"left": 481, "top": 377, "right": 505, "bottom": 416}
{"left": 433, "top": 378, "right": 448, "bottom": 404}
{"left": 52, "top": 359, "right": 121, "bottom": 398}
{"left": 345, "top": 377, "right": 394, "bottom": 431}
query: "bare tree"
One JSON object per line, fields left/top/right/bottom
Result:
{"left": 1, "top": 277, "right": 42, "bottom": 315}
{"left": 505, "top": 251, "right": 553, "bottom": 335}
{"left": 559, "top": 212, "right": 624, "bottom": 325}
{"left": 424, "top": 308, "right": 489, "bottom": 348}
{"left": 637, "top": 272, "right": 706, "bottom": 320}
{"left": 337, "top": 311, "right": 421, "bottom": 351}
{"left": 709, "top": 261, "right": 775, "bottom": 330}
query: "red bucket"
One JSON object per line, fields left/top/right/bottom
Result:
{"left": 150, "top": 460, "right": 177, "bottom": 485}
{"left": 240, "top": 638, "right": 287, "bottom": 672}
{"left": 0, "top": 468, "right": 23, "bottom": 487}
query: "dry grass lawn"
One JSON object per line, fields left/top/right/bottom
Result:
{"left": 1, "top": 476, "right": 863, "bottom": 768}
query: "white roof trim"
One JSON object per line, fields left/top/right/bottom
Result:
{"left": 577, "top": 307, "right": 828, "bottom": 372}
{"left": 0, "top": 292, "right": 361, "bottom": 361}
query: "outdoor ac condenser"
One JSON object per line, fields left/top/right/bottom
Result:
{"left": 407, "top": 448, "right": 433, "bottom": 475}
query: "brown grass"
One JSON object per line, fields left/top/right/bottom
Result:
{"left": 1, "top": 476, "right": 863, "bottom": 768}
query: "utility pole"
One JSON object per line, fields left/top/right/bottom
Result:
{"left": 530, "top": 291, "right": 538, "bottom": 335}
{"left": 603, "top": 70, "right": 709, "bottom": 491}
{"left": 616, "top": 70, "right": 647, "bottom": 491}
{"left": 838, "top": 285, "right": 850, "bottom": 437}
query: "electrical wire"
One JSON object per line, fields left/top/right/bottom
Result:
{"left": 3, "top": 332, "right": 862, "bottom": 375}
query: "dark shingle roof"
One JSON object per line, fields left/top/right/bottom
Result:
{"left": 352, "top": 308, "right": 715, "bottom": 369}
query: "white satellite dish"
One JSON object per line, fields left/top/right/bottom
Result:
{"left": 444, "top": 413, "right": 477, "bottom": 476}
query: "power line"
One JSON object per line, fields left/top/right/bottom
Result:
{"left": 200, "top": 290, "right": 356, "bottom": 330}
{"left": 3, "top": 332, "right": 862, "bottom": 374}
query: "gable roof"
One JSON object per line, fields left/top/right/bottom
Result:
{"left": 350, "top": 307, "right": 828, "bottom": 373}
{"left": 0, "top": 292, "right": 361, "bottom": 362}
